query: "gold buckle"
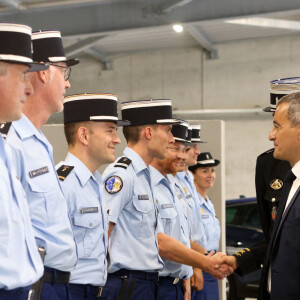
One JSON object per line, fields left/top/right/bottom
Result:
{"left": 173, "top": 278, "right": 179, "bottom": 284}
{"left": 97, "top": 287, "right": 103, "bottom": 297}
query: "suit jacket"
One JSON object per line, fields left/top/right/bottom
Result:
{"left": 259, "top": 181, "right": 300, "bottom": 300}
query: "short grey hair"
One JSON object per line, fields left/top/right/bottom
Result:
{"left": 277, "top": 92, "right": 300, "bottom": 127}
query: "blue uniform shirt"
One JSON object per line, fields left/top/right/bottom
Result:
{"left": 6, "top": 114, "right": 77, "bottom": 271}
{"left": 197, "top": 192, "right": 220, "bottom": 251}
{"left": 102, "top": 147, "right": 164, "bottom": 273}
{"left": 0, "top": 135, "right": 44, "bottom": 289}
{"left": 57, "top": 153, "right": 108, "bottom": 286}
{"left": 150, "top": 166, "right": 192, "bottom": 279}
{"left": 169, "top": 174, "right": 191, "bottom": 239}
{"left": 177, "top": 171, "right": 207, "bottom": 247}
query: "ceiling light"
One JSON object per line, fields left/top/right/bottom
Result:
{"left": 173, "top": 24, "right": 183, "bottom": 33}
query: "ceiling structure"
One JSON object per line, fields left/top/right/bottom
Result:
{"left": 1, "top": 0, "right": 300, "bottom": 69}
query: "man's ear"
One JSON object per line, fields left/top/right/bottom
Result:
{"left": 77, "top": 126, "right": 89, "bottom": 146}
{"left": 37, "top": 62, "right": 49, "bottom": 84}
{"left": 144, "top": 126, "right": 153, "bottom": 141}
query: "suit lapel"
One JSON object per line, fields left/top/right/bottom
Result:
{"left": 273, "top": 185, "right": 300, "bottom": 244}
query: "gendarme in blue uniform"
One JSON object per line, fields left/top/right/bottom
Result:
{"left": 177, "top": 171, "right": 207, "bottom": 248}
{"left": 6, "top": 115, "right": 77, "bottom": 270}
{"left": 192, "top": 192, "right": 220, "bottom": 300}
{"left": 103, "top": 147, "right": 163, "bottom": 272}
{"left": 0, "top": 135, "right": 44, "bottom": 298}
{"left": 57, "top": 153, "right": 108, "bottom": 284}
{"left": 101, "top": 147, "right": 164, "bottom": 300}
{"left": 151, "top": 166, "right": 192, "bottom": 300}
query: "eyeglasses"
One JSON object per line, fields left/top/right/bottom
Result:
{"left": 49, "top": 63, "right": 71, "bottom": 81}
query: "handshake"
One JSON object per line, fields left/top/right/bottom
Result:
{"left": 203, "top": 252, "right": 237, "bottom": 280}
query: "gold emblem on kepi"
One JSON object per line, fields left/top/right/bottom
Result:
{"left": 270, "top": 179, "right": 283, "bottom": 190}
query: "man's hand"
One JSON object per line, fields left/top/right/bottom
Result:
{"left": 191, "top": 268, "right": 203, "bottom": 291}
{"left": 223, "top": 255, "right": 238, "bottom": 271}
{"left": 182, "top": 278, "right": 191, "bottom": 300}
{"left": 204, "top": 252, "right": 233, "bottom": 280}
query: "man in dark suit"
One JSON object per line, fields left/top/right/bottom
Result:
{"left": 259, "top": 91, "right": 300, "bottom": 300}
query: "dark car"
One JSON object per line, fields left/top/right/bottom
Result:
{"left": 226, "top": 197, "right": 265, "bottom": 300}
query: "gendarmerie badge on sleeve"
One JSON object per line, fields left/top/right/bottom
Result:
{"left": 105, "top": 176, "right": 123, "bottom": 194}
{"left": 270, "top": 179, "right": 283, "bottom": 190}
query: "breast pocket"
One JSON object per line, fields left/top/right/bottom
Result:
{"left": 73, "top": 213, "right": 102, "bottom": 257}
{"left": 158, "top": 205, "right": 177, "bottom": 236}
{"left": 28, "top": 179, "right": 62, "bottom": 224}
{"left": 132, "top": 196, "right": 154, "bottom": 237}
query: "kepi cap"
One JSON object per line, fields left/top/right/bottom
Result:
{"left": 63, "top": 93, "right": 130, "bottom": 126}
{"left": 32, "top": 30, "right": 79, "bottom": 67}
{"left": 265, "top": 77, "right": 300, "bottom": 112}
{"left": 0, "top": 23, "right": 48, "bottom": 72}
{"left": 189, "top": 152, "right": 220, "bottom": 171}
{"left": 190, "top": 124, "right": 205, "bottom": 143}
{"left": 171, "top": 121, "right": 190, "bottom": 144}
{"left": 121, "top": 99, "right": 181, "bottom": 126}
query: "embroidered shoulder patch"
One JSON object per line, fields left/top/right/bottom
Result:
{"left": 105, "top": 176, "right": 123, "bottom": 194}
{"left": 56, "top": 165, "right": 74, "bottom": 181}
{"left": 114, "top": 157, "right": 132, "bottom": 169}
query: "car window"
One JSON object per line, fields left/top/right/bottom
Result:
{"left": 241, "top": 204, "right": 260, "bottom": 229}
{"left": 226, "top": 206, "right": 239, "bottom": 224}
{"left": 226, "top": 202, "right": 261, "bottom": 230}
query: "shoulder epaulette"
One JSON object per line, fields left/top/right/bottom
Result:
{"left": 56, "top": 165, "right": 74, "bottom": 181}
{"left": 114, "top": 157, "right": 132, "bottom": 169}
{"left": 0, "top": 122, "right": 12, "bottom": 139}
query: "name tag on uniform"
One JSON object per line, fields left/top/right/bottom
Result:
{"left": 138, "top": 194, "right": 149, "bottom": 200}
{"left": 80, "top": 207, "right": 99, "bottom": 214}
{"left": 201, "top": 215, "right": 209, "bottom": 219}
{"left": 29, "top": 166, "right": 49, "bottom": 178}
{"left": 161, "top": 204, "right": 174, "bottom": 209}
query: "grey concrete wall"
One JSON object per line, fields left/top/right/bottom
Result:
{"left": 47, "top": 34, "right": 297, "bottom": 200}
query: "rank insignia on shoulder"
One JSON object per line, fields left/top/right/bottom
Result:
{"left": 270, "top": 179, "right": 283, "bottom": 190}
{"left": 0, "top": 122, "right": 12, "bottom": 139}
{"left": 114, "top": 157, "right": 132, "bottom": 169}
{"left": 56, "top": 165, "right": 74, "bottom": 181}
{"left": 105, "top": 176, "right": 123, "bottom": 194}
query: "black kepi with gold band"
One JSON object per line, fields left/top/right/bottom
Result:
{"left": 0, "top": 23, "right": 48, "bottom": 72}
{"left": 264, "top": 77, "right": 300, "bottom": 112}
{"left": 121, "top": 99, "right": 181, "bottom": 126}
{"left": 63, "top": 93, "right": 130, "bottom": 126}
{"left": 32, "top": 30, "right": 79, "bottom": 66}
{"left": 171, "top": 121, "right": 189, "bottom": 144}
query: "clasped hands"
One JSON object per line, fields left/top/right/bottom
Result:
{"left": 204, "top": 251, "right": 236, "bottom": 280}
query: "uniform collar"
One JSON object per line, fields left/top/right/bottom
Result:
{"left": 149, "top": 165, "right": 167, "bottom": 186}
{"left": 12, "top": 114, "right": 38, "bottom": 139}
{"left": 291, "top": 160, "right": 300, "bottom": 179}
{"left": 176, "top": 171, "right": 186, "bottom": 181}
{"left": 123, "top": 147, "right": 148, "bottom": 174}
{"left": 65, "top": 152, "right": 100, "bottom": 187}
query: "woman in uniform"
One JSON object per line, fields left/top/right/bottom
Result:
{"left": 189, "top": 152, "right": 221, "bottom": 300}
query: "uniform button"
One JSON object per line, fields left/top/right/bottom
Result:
{"left": 272, "top": 271, "right": 277, "bottom": 275}
{"left": 271, "top": 198, "right": 276, "bottom": 203}
{"left": 89, "top": 223, "right": 93, "bottom": 227}
{"left": 260, "top": 264, "right": 263, "bottom": 269}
